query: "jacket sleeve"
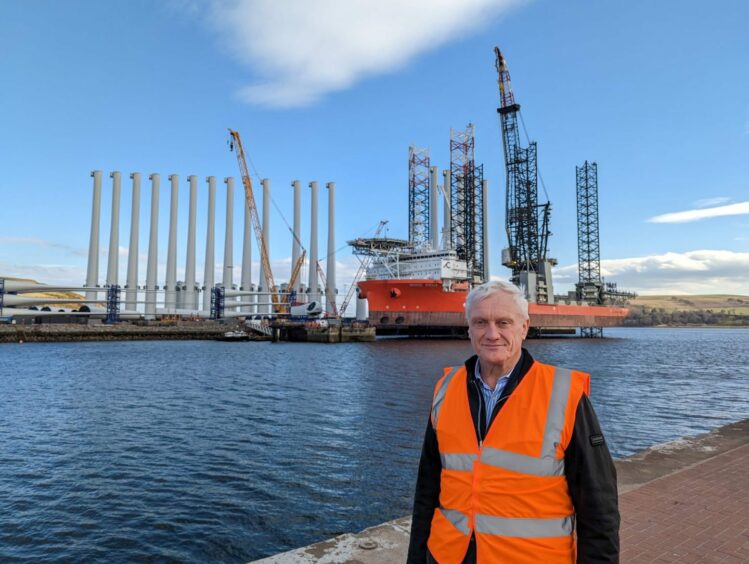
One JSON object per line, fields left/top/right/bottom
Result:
{"left": 407, "top": 416, "right": 442, "bottom": 564}
{"left": 565, "top": 394, "right": 620, "bottom": 563}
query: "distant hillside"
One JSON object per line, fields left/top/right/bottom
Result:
{"left": 1, "top": 276, "right": 88, "bottom": 309}
{"left": 625, "top": 295, "right": 749, "bottom": 326}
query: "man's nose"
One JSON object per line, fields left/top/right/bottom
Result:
{"left": 485, "top": 322, "right": 500, "bottom": 338}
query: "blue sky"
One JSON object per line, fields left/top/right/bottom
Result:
{"left": 1, "top": 0, "right": 748, "bottom": 296}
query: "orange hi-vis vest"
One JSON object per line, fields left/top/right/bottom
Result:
{"left": 427, "top": 361, "right": 590, "bottom": 564}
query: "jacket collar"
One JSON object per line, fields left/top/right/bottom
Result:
{"left": 464, "top": 347, "right": 535, "bottom": 397}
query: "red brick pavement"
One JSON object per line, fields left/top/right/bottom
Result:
{"left": 619, "top": 443, "right": 749, "bottom": 563}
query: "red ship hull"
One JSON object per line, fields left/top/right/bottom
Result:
{"left": 358, "top": 279, "right": 629, "bottom": 335}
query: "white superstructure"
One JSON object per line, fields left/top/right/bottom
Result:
{"left": 365, "top": 248, "right": 468, "bottom": 281}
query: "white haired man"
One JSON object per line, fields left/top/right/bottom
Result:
{"left": 408, "top": 280, "right": 619, "bottom": 563}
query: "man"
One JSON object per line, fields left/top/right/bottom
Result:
{"left": 407, "top": 280, "right": 619, "bottom": 563}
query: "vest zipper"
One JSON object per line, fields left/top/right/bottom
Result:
{"left": 473, "top": 379, "right": 483, "bottom": 448}
{"left": 471, "top": 378, "right": 483, "bottom": 536}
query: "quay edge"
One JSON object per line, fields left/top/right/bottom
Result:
{"left": 253, "top": 418, "right": 749, "bottom": 563}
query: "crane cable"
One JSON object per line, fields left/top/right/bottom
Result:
{"left": 518, "top": 111, "right": 551, "bottom": 203}
{"left": 242, "top": 152, "right": 383, "bottom": 275}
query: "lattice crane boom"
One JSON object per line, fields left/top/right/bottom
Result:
{"left": 287, "top": 249, "right": 306, "bottom": 300}
{"left": 494, "top": 46, "right": 548, "bottom": 277}
{"left": 227, "top": 129, "right": 280, "bottom": 310}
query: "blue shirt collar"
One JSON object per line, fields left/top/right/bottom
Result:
{"left": 474, "top": 359, "right": 515, "bottom": 392}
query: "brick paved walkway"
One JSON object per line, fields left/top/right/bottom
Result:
{"left": 620, "top": 442, "right": 749, "bottom": 563}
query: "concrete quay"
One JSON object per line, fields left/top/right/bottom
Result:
{"left": 255, "top": 419, "right": 749, "bottom": 563}
{"left": 0, "top": 322, "right": 269, "bottom": 344}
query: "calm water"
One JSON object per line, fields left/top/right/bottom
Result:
{"left": 1, "top": 327, "right": 747, "bottom": 561}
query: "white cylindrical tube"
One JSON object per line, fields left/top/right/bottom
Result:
{"left": 145, "top": 173, "right": 160, "bottom": 318}
{"left": 203, "top": 176, "right": 216, "bottom": 311}
{"left": 308, "top": 181, "right": 319, "bottom": 303}
{"left": 185, "top": 175, "right": 198, "bottom": 310}
{"left": 430, "top": 166, "right": 439, "bottom": 251}
{"left": 325, "top": 181, "right": 336, "bottom": 315}
{"left": 106, "top": 171, "right": 121, "bottom": 287}
{"left": 291, "top": 180, "right": 302, "bottom": 292}
{"left": 241, "top": 181, "right": 252, "bottom": 313}
{"left": 165, "top": 174, "right": 179, "bottom": 310}
{"left": 126, "top": 172, "right": 141, "bottom": 311}
{"left": 260, "top": 178, "right": 271, "bottom": 314}
{"left": 223, "top": 177, "right": 234, "bottom": 291}
{"left": 442, "top": 169, "right": 451, "bottom": 250}
{"left": 356, "top": 290, "right": 368, "bottom": 321}
{"left": 86, "top": 170, "right": 102, "bottom": 300}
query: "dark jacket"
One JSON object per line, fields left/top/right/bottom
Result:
{"left": 407, "top": 349, "right": 620, "bottom": 563}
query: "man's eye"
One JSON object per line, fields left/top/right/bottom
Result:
{"left": 474, "top": 320, "right": 486, "bottom": 327}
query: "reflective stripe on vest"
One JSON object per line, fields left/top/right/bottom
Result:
{"left": 480, "top": 447, "right": 564, "bottom": 476}
{"left": 542, "top": 367, "right": 573, "bottom": 457}
{"left": 479, "top": 367, "right": 572, "bottom": 476}
{"left": 440, "top": 507, "right": 471, "bottom": 536}
{"left": 440, "top": 452, "right": 477, "bottom": 472}
{"left": 475, "top": 514, "right": 574, "bottom": 538}
{"left": 431, "top": 366, "right": 459, "bottom": 428}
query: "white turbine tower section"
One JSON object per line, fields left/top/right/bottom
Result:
{"left": 430, "top": 166, "right": 439, "bottom": 250}
{"left": 308, "top": 180, "right": 319, "bottom": 304}
{"left": 291, "top": 180, "right": 302, "bottom": 292}
{"left": 145, "top": 173, "right": 160, "bottom": 318}
{"left": 125, "top": 172, "right": 141, "bottom": 311}
{"left": 184, "top": 175, "right": 198, "bottom": 310}
{"left": 223, "top": 177, "right": 234, "bottom": 292}
{"left": 165, "top": 174, "right": 179, "bottom": 310}
{"left": 241, "top": 183, "right": 252, "bottom": 313}
{"left": 442, "top": 169, "right": 451, "bottom": 250}
{"left": 86, "top": 170, "right": 102, "bottom": 300}
{"left": 202, "top": 176, "right": 216, "bottom": 311}
{"left": 325, "top": 181, "right": 336, "bottom": 315}
{"left": 259, "top": 178, "right": 271, "bottom": 314}
{"left": 106, "top": 171, "right": 122, "bottom": 287}
{"left": 482, "top": 179, "right": 490, "bottom": 282}
{"left": 356, "top": 289, "right": 368, "bottom": 321}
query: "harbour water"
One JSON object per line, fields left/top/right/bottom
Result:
{"left": 1, "top": 327, "right": 747, "bottom": 561}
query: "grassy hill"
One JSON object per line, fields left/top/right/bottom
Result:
{"left": 625, "top": 295, "right": 749, "bottom": 326}
{"left": 1, "top": 276, "right": 87, "bottom": 309}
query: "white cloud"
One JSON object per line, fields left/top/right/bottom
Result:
{"left": 648, "top": 201, "right": 749, "bottom": 223}
{"left": 207, "top": 0, "right": 522, "bottom": 107}
{"left": 692, "top": 196, "right": 731, "bottom": 208}
{"left": 553, "top": 250, "right": 749, "bottom": 295}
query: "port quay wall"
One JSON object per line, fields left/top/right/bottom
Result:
{"left": 0, "top": 323, "right": 268, "bottom": 343}
{"left": 255, "top": 418, "right": 749, "bottom": 563}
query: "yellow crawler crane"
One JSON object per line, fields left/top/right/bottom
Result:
{"left": 228, "top": 129, "right": 305, "bottom": 313}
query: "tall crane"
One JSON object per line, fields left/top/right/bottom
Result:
{"left": 340, "top": 220, "right": 388, "bottom": 316}
{"left": 494, "top": 47, "right": 555, "bottom": 303}
{"left": 228, "top": 129, "right": 305, "bottom": 313}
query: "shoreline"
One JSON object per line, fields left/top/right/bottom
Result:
{"left": 0, "top": 323, "right": 269, "bottom": 344}
{"left": 253, "top": 418, "right": 749, "bottom": 563}
{"left": 3, "top": 323, "right": 748, "bottom": 345}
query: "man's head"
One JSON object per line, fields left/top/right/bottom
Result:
{"left": 465, "top": 281, "right": 530, "bottom": 375}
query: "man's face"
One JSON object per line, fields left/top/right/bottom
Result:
{"left": 468, "top": 292, "right": 530, "bottom": 373}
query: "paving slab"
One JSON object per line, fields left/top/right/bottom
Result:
{"left": 253, "top": 419, "right": 749, "bottom": 563}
